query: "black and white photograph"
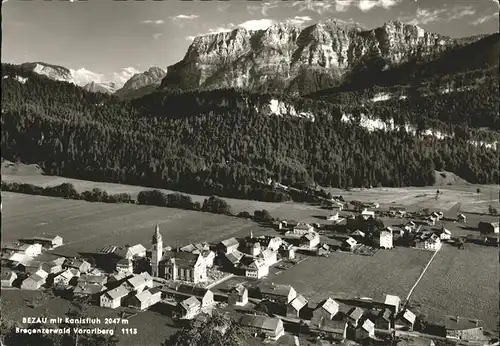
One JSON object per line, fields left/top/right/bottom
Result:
{"left": 1, "top": 0, "right": 499, "bottom": 345}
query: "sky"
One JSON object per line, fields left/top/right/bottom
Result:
{"left": 2, "top": 0, "right": 499, "bottom": 85}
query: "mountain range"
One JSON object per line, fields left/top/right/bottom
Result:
{"left": 15, "top": 20, "right": 498, "bottom": 99}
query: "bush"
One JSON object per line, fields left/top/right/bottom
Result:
{"left": 253, "top": 209, "right": 273, "bottom": 222}
{"left": 237, "top": 211, "right": 252, "bottom": 219}
{"left": 137, "top": 190, "right": 168, "bottom": 207}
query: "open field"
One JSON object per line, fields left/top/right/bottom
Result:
{"left": 261, "top": 248, "right": 433, "bottom": 304}
{"left": 1, "top": 192, "right": 279, "bottom": 252}
{"left": 409, "top": 243, "right": 499, "bottom": 332}
{"left": 2, "top": 171, "right": 499, "bottom": 222}
{"left": 0, "top": 290, "right": 178, "bottom": 346}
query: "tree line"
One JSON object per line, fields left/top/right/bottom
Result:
{"left": 1, "top": 63, "right": 498, "bottom": 204}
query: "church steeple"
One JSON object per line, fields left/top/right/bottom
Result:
{"left": 151, "top": 224, "right": 163, "bottom": 277}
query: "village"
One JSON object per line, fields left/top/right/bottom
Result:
{"left": 1, "top": 196, "right": 499, "bottom": 346}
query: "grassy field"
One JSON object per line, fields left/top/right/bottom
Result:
{"left": 1, "top": 192, "right": 279, "bottom": 252}
{"left": 2, "top": 170, "right": 499, "bottom": 220}
{"left": 0, "top": 289, "right": 178, "bottom": 346}
{"left": 409, "top": 243, "right": 499, "bottom": 332}
{"left": 261, "top": 248, "right": 433, "bottom": 304}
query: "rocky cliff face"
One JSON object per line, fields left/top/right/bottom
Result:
{"left": 20, "top": 62, "right": 75, "bottom": 84}
{"left": 115, "top": 67, "right": 166, "bottom": 99}
{"left": 161, "top": 20, "right": 455, "bottom": 94}
{"left": 83, "top": 81, "right": 117, "bottom": 94}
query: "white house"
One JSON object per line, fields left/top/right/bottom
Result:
{"left": 21, "top": 270, "right": 48, "bottom": 290}
{"left": 259, "top": 249, "right": 278, "bottom": 266}
{"left": 125, "top": 244, "right": 147, "bottom": 259}
{"left": 245, "top": 258, "right": 269, "bottom": 279}
{"left": 4, "top": 243, "right": 42, "bottom": 257}
{"left": 1, "top": 269, "right": 17, "bottom": 288}
{"left": 438, "top": 228, "right": 452, "bottom": 240}
{"left": 457, "top": 214, "right": 467, "bottom": 223}
{"left": 53, "top": 269, "right": 75, "bottom": 286}
{"left": 128, "top": 287, "right": 161, "bottom": 310}
{"left": 361, "top": 209, "right": 375, "bottom": 220}
{"left": 100, "top": 286, "right": 129, "bottom": 309}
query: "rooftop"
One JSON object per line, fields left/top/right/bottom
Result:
{"left": 180, "top": 296, "right": 201, "bottom": 310}
{"left": 74, "top": 283, "right": 106, "bottom": 295}
{"left": 105, "top": 285, "right": 129, "bottom": 299}
{"left": 290, "top": 295, "right": 308, "bottom": 311}
{"left": 239, "top": 314, "right": 282, "bottom": 332}
{"left": 444, "top": 315, "right": 483, "bottom": 331}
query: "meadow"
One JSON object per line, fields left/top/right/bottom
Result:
{"left": 409, "top": 243, "right": 499, "bottom": 333}
{"left": 263, "top": 248, "right": 433, "bottom": 304}
{"left": 0, "top": 192, "right": 277, "bottom": 253}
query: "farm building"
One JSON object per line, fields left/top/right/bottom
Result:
{"left": 4, "top": 243, "right": 42, "bottom": 257}
{"left": 177, "top": 286, "right": 215, "bottom": 308}
{"left": 413, "top": 232, "right": 442, "bottom": 251}
{"left": 41, "top": 258, "right": 65, "bottom": 274}
{"left": 228, "top": 284, "right": 248, "bottom": 306}
{"left": 19, "top": 234, "right": 63, "bottom": 249}
{"left": 395, "top": 309, "right": 416, "bottom": 331}
{"left": 355, "top": 319, "right": 375, "bottom": 340}
{"left": 347, "top": 307, "right": 365, "bottom": 327}
{"left": 21, "top": 270, "right": 48, "bottom": 290}
{"left": 384, "top": 294, "right": 401, "bottom": 314}
{"left": 260, "top": 236, "right": 282, "bottom": 251}
{"left": 258, "top": 283, "right": 297, "bottom": 304}
{"left": 1, "top": 269, "right": 17, "bottom": 288}
{"left": 291, "top": 223, "right": 314, "bottom": 235}
{"left": 78, "top": 275, "right": 108, "bottom": 286}
{"left": 368, "top": 308, "right": 392, "bottom": 330}
{"left": 53, "top": 269, "right": 75, "bottom": 286}
{"left": 437, "top": 228, "right": 452, "bottom": 240}
{"left": 444, "top": 315, "right": 484, "bottom": 341}
{"left": 342, "top": 237, "right": 357, "bottom": 251}
{"left": 122, "top": 272, "right": 153, "bottom": 294}
{"left": 300, "top": 232, "right": 320, "bottom": 248}
{"left": 238, "top": 315, "right": 285, "bottom": 341}
{"left": 245, "top": 258, "right": 269, "bottom": 279}
{"left": 311, "top": 298, "right": 340, "bottom": 328}
{"left": 125, "top": 244, "right": 147, "bottom": 259}
{"left": 128, "top": 287, "right": 162, "bottom": 310}
{"left": 19, "top": 260, "right": 43, "bottom": 274}
{"left": 100, "top": 285, "right": 129, "bottom": 309}
{"left": 218, "top": 238, "right": 239, "bottom": 254}
{"left": 478, "top": 221, "right": 499, "bottom": 235}
{"left": 175, "top": 296, "right": 201, "bottom": 319}
{"left": 66, "top": 259, "right": 92, "bottom": 274}
{"left": 259, "top": 249, "right": 278, "bottom": 266}
{"left": 286, "top": 294, "right": 308, "bottom": 318}
{"left": 317, "top": 243, "right": 330, "bottom": 256}
{"left": 221, "top": 250, "right": 244, "bottom": 269}
{"left": 315, "top": 319, "right": 348, "bottom": 342}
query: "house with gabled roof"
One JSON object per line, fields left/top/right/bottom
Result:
{"left": 19, "top": 260, "right": 43, "bottom": 274}
{"left": 238, "top": 315, "right": 284, "bottom": 341}
{"left": 222, "top": 250, "right": 244, "bottom": 269}
{"left": 228, "top": 284, "right": 248, "bottom": 306}
{"left": 20, "top": 234, "right": 63, "bottom": 249}
{"left": 278, "top": 242, "right": 295, "bottom": 260}
{"left": 342, "top": 237, "right": 357, "bottom": 251}
{"left": 116, "top": 258, "right": 133, "bottom": 274}
{"left": 218, "top": 238, "right": 239, "bottom": 254}
{"left": 65, "top": 259, "right": 92, "bottom": 274}
{"left": 413, "top": 232, "right": 442, "bottom": 251}
{"left": 261, "top": 236, "right": 282, "bottom": 251}
{"left": 315, "top": 319, "right": 348, "bottom": 343}
{"left": 1, "top": 268, "right": 17, "bottom": 288}
{"left": 286, "top": 294, "right": 308, "bottom": 318}
{"left": 21, "top": 270, "right": 48, "bottom": 290}
{"left": 100, "top": 285, "right": 129, "bottom": 309}
{"left": 177, "top": 285, "right": 215, "bottom": 308}
{"left": 291, "top": 223, "right": 314, "bottom": 235}
{"left": 356, "top": 318, "right": 375, "bottom": 340}
{"left": 78, "top": 275, "right": 108, "bottom": 286}
{"left": 122, "top": 272, "right": 153, "bottom": 294}
{"left": 457, "top": 214, "right": 466, "bottom": 223}
{"left": 125, "top": 244, "right": 147, "bottom": 259}
{"left": 258, "top": 283, "right": 296, "bottom": 305}
{"left": 395, "top": 309, "right": 416, "bottom": 331}
{"left": 245, "top": 258, "right": 269, "bottom": 279}
{"left": 437, "top": 228, "right": 452, "bottom": 240}
{"left": 4, "top": 243, "right": 42, "bottom": 257}
{"left": 368, "top": 308, "right": 392, "bottom": 330}
{"left": 259, "top": 249, "right": 278, "bottom": 266}
{"left": 347, "top": 307, "right": 364, "bottom": 327}
{"left": 300, "top": 232, "right": 320, "bottom": 248}
{"left": 128, "top": 287, "right": 161, "bottom": 310}
{"left": 175, "top": 296, "right": 201, "bottom": 319}
{"left": 53, "top": 269, "right": 75, "bottom": 287}
{"left": 384, "top": 294, "right": 401, "bottom": 313}
{"left": 311, "top": 298, "right": 340, "bottom": 328}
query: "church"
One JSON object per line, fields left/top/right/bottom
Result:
{"left": 151, "top": 225, "right": 207, "bottom": 283}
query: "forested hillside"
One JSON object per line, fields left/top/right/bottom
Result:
{"left": 1, "top": 63, "right": 498, "bottom": 202}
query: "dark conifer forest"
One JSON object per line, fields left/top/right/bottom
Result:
{"left": 1, "top": 63, "right": 498, "bottom": 202}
